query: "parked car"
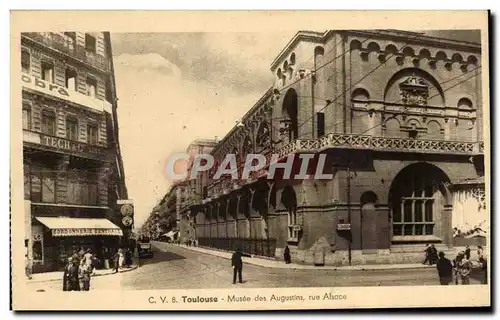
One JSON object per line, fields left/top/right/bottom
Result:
{"left": 137, "top": 236, "right": 154, "bottom": 259}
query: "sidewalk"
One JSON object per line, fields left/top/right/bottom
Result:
{"left": 27, "top": 264, "right": 138, "bottom": 283}
{"left": 166, "top": 243, "right": 433, "bottom": 271}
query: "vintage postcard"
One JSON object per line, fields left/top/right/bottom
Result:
{"left": 10, "top": 10, "right": 490, "bottom": 310}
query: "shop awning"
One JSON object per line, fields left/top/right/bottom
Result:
{"left": 35, "top": 217, "right": 123, "bottom": 237}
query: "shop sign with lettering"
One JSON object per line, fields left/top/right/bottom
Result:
{"left": 21, "top": 73, "right": 112, "bottom": 113}
{"left": 39, "top": 134, "right": 104, "bottom": 156}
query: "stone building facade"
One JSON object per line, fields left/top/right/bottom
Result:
{"left": 191, "top": 30, "right": 485, "bottom": 266}
{"left": 21, "top": 32, "right": 130, "bottom": 273}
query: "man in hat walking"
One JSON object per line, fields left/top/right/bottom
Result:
{"left": 231, "top": 248, "right": 251, "bottom": 284}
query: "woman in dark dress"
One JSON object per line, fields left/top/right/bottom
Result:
{"left": 284, "top": 246, "right": 291, "bottom": 264}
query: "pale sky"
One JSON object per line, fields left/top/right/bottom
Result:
{"left": 111, "top": 32, "right": 296, "bottom": 227}
{"left": 110, "top": 30, "right": 480, "bottom": 228}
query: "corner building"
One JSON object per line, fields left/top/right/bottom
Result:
{"left": 21, "top": 32, "right": 130, "bottom": 273}
{"left": 191, "top": 30, "right": 485, "bottom": 265}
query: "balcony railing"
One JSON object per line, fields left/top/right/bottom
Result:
{"left": 22, "top": 32, "right": 110, "bottom": 72}
{"left": 277, "top": 134, "right": 483, "bottom": 156}
{"left": 203, "top": 134, "right": 484, "bottom": 199}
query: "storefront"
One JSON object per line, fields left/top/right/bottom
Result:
{"left": 32, "top": 216, "right": 123, "bottom": 273}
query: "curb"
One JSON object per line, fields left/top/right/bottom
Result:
{"left": 27, "top": 265, "right": 139, "bottom": 283}
{"left": 168, "top": 244, "right": 435, "bottom": 271}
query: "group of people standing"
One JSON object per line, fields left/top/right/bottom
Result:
{"left": 112, "top": 247, "right": 133, "bottom": 273}
{"left": 433, "top": 244, "right": 488, "bottom": 286}
{"left": 62, "top": 248, "right": 98, "bottom": 291}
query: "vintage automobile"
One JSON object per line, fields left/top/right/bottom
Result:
{"left": 137, "top": 236, "right": 154, "bottom": 259}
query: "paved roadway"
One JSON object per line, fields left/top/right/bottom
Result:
{"left": 120, "top": 243, "right": 444, "bottom": 290}
{"left": 27, "top": 243, "right": 483, "bottom": 292}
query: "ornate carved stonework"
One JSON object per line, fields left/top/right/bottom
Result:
{"left": 399, "top": 75, "right": 429, "bottom": 106}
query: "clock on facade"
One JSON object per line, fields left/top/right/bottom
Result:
{"left": 120, "top": 204, "right": 134, "bottom": 216}
{"left": 122, "top": 216, "right": 133, "bottom": 227}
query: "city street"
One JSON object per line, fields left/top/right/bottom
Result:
{"left": 27, "top": 243, "right": 484, "bottom": 292}
{"left": 121, "top": 243, "right": 444, "bottom": 290}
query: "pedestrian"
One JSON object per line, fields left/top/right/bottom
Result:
{"left": 125, "top": 247, "right": 132, "bottom": 268}
{"left": 113, "top": 249, "right": 121, "bottom": 273}
{"left": 284, "top": 245, "right": 291, "bottom": 264}
{"left": 84, "top": 248, "right": 93, "bottom": 267}
{"left": 231, "top": 247, "right": 251, "bottom": 284}
{"left": 118, "top": 248, "right": 125, "bottom": 269}
{"left": 429, "top": 244, "right": 438, "bottom": 265}
{"left": 422, "top": 244, "right": 430, "bottom": 265}
{"left": 62, "top": 257, "right": 73, "bottom": 291}
{"left": 79, "top": 262, "right": 92, "bottom": 291}
{"left": 456, "top": 252, "right": 472, "bottom": 285}
{"left": 464, "top": 245, "right": 471, "bottom": 260}
{"left": 71, "top": 249, "right": 80, "bottom": 266}
{"left": 436, "top": 251, "right": 453, "bottom": 285}
{"left": 65, "top": 258, "right": 80, "bottom": 291}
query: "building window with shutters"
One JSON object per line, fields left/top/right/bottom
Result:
{"left": 41, "top": 110, "right": 56, "bottom": 136}
{"left": 64, "top": 32, "right": 76, "bottom": 49}
{"left": 87, "top": 123, "right": 99, "bottom": 145}
{"left": 22, "top": 103, "right": 31, "bottom": 130}
{"left": 41, "top": 61, "right": 54, "bottom": 83}
{"left": 21, "top": 48, "right": 30, "bottom": 73}
{"left": 86, "top": 76, "right": 97, "bottom": 98}
{"left": 41, "top": 170, "right": 56, "bottom": 203}
{"left": 85, "top": 33, "right": 97, "bottom": 53}
{"left": 65, "top": 68, "right": 78, "bottom": 91}
{"left": 66, "top": 116, "right": 79, "bottom": 141}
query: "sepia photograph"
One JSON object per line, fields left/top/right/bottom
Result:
{"left": 10, "top": 10, "right": 490, "bottom": 310}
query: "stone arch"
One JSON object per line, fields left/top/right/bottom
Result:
{"left": 227, "top": 196, "right": 238, "bottom": 220}
{"left": 435, "top": 50, "right": 448, "bottom": 61}
{"left": 402, "top": 47, "right": 415, "bottom": 57}
{"left": 384, "top": 117, "right": 405, "bottom": 138}
{"left": 281, "top": 185, "right": 299, "bottom": 241}
{"left": 419, "top": 48, "right": 432, "bottom": 59}
{"left": 281, "top": 89, "right": 299, "bottom": 143}
{"left": 242, "top": 135, "right": 253, "bottom": 155}
{"left": 388, "top": 162, "right": 452, "bottom": 237}
{"left": 350, "top": 39, "right": 363, "bottom": 51}
{"left": 383, "top": 68, "right": 446, "bottom": 106}
{"left": 314, "top": 46, "right": 325, "bottom": 69}
{"left": 238, "top": 190, "right": 251, "bottom": 220}
{"left": 256, "top": 121, "right": 271, "bottom": 149}
{"left": 352, "top": 87, "right": 370, "bottom": 101}
{"left": 268, "top": 183, "right": 277, "bottom": 210}
{"left": 367, "top": 41, "right": 380, "bottom": 52}
{"left": 467, "top": 55, "right": 478, "bottom": 65}
{"left": 426, "top": 120, "right": 443, "bottom": 140}
{"left": 405, "top": 117, "right": 423, "bottom": 129}
{"left": 385, "top": 44, "right": 398, "bottom": 55}
{"left": 458, "top": 97, "right": 473, "bottom": 109}
{"left": 361, "top": 191, "right": 378, "bottom": 205}
{"left": 252, "top": 180, "right": 270, "bottom": 216}
{"left": 281, "top": 185, "right": 297, "bottom": 210}
{"left": 452, "top": 53, "right": 464, "bottom": 63}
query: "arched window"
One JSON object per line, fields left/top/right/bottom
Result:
{"left": 352, "top": 88, "right": 370, "bottom": 101}
{"left": 290, "top": 52, "right": 296, "bottom": 65}
{"left": 390, "top": 163, "right": 450, "bottom": 237}
{"left": 281, "top": 89, "right": 299, "bottom": 143}
{"left": 314, "top": 46, "right": 324, "bottom": 70}
{"left": 458, "top": 97, "right": 473, "bottom": 109}
{"left": 282, "top": 185, "right": 298, "bottom": 241}
{"left": 256, "top": 122, "right": 270, "bottom": 148}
